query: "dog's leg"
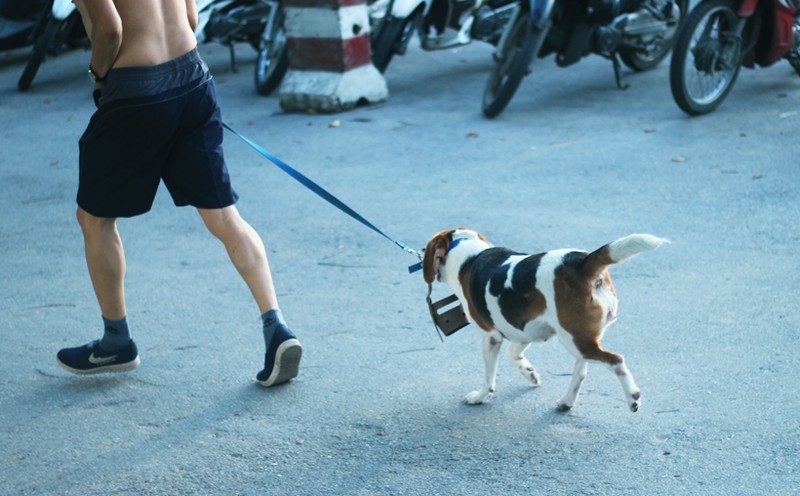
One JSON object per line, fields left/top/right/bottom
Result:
{"left": 576, "top": 342, "right": 641, "bottom": 412}
{"left": 557, "top": 358, "right": 588, "bottom": 411}
{"left": 613, "top": 359, "right": 641, "bottom": 412}
{"left": 506, "top": 342, "right": 541, "bottom": 387}
{"left": 464, "top": 331, "right": 503, "bottom": 405}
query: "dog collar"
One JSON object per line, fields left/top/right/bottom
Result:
{"left": 447, "top": 237, "right": 468, "bottom": 254}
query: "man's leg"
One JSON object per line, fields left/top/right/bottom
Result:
{"left": 77, "top": 207, "right": 127, "bottom": 320}
{"left": 197, "top": 205, "right": 277, "bottom": 313}
{"left": 56, "top": 208, "right": 139, "bottom": 375}
{"left": 198, "top": 205, "right": 301, "bottom": 387}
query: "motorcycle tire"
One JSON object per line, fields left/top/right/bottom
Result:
{"left": 790, "top": 58, "right": 800, "bottom": 78}
{"left": 254, "top": 22, "right": 289, "bottom": 96}
{"left": 371, "top": 15, "right": 406, "bottom": 73}
{"left": 669, "top": 0, "right": 742, "bottom": 116}
{"left": 18, "top": 15, "right": 63, "bottom": 91}
{"left": 618, "top": 0, "right": 689, "bottom": 71}
{"left": 789, "top": 52, "right": 800, "bottom": 76}
{"left": 482, "top": 12, "right": 539, "bottom": 119}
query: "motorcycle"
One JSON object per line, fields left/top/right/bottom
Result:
{"left": 368, "top": 0, "right": 523, "bottom": 73}
{"left": 482, "top": 0, "right": 688, "bottom": 118}
{"left": 17, "top": 0, "right": 85, "bottom": 91}
{"left": 0, "top": 0, "right": 46, "bottom": 52}
{"left": 195, "top": 0, "right": 288, "bottom": 95}
{"left": 669, "top": 0, "right": 800, "bottom": 115}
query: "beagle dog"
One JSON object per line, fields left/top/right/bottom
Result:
{"left": 423, "top": 228, "right": 667, "bottom": 412}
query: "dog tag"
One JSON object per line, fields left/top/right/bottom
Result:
{"left": 428, "top": 293, "right": 469, "bottom": 337}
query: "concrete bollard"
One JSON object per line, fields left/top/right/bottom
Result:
{"left": 279, "top": 0, "right": 388, "bottom": 113}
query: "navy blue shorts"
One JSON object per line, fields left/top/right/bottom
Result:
{"left": 77, "top": 50, "right": 238, "bottom": 218}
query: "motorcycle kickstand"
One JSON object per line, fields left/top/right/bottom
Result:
{"left": 610, "top": 52, "right": 629, "bottom": 90}
{"left": 228, "top": 44, "right": 239, "bottom": 72}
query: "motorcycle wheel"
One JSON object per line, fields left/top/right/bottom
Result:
{"left": 482, "top": 12, "right": 539, "bottom": 118}
{"left": 788, "top": 15, "right": 800, "bottom": 77}
{"left": 669, "top": 0, "right": 742, "bottom": 116}
{"left": 618, "top": 0, "right": 689, "bottom": 71}
{"left": 372, "top": 16, "right": 414, "bottom": 73}
{"left": 18, "top": 15, "right": 63, "bottom": 91}
{"left": 790, "top": 57, "right": 800, "bottom": 78}
{"left": 254, "top": 20, "right": 289, "bottom": 96}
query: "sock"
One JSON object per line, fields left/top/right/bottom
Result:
{"left": 100, "top": 315, "right": 131, "bottom": 351}
{"left": 261, "top": 309, "right": 292, "bottom": 349}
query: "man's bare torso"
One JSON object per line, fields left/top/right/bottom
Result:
{"left": 75, "top": 0, "right": 198, "bottom": 70}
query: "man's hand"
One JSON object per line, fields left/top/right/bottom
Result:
{"left": 92, "top": 82, "right": 105, "bottom": 108}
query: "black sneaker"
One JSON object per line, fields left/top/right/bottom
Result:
{"left": 257, "top": 325, "right": 302, "bottom": 387}
{"left": 57, "top": 339, "right": 140, "bottom": 375}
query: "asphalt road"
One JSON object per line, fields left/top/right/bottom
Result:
{"left": 0, "top": 32, "right": 798, "bottom": 496}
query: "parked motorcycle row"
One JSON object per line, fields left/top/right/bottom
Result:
{"left": 368, "top": 0, "right": 800, "bottom": 116}
{"left": 3, "top": 0, "right": 799, "bottom": 116}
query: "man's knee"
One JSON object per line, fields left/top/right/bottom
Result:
{"left": 199, "top": 205, "right": 244, "bottom": 239}
{"left": 77, "top": 207, "right": 116, "bottom": 234}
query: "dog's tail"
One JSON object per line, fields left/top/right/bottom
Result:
{"left": 582, "top": 234, "right": 668, "bottom": 278}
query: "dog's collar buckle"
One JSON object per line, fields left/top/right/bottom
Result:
{"left": 426, "top": 286, "right": 470, "bottom": 340}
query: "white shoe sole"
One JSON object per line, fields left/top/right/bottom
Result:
{"left": 258, "top": 339, "right": 302, "bottom": 387}
{"left": 57, "top": 355, "right": 141, "bottom": 375}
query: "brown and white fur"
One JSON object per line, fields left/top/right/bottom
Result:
{"left": 423, "top": 228, "right": 667, "bottom": 412}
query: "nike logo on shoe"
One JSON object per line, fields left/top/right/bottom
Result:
{"left": 88, "top": 352, "right": 118, "bottom": 365}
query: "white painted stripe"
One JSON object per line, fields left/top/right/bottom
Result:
{"left": 280, "top": 65, "right": 388, "bottom": 103}
{"left": 284, "top": 5, "right": 371, "bottom": 40}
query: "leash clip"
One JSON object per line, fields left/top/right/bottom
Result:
{"left": 407, "top": 246, "right": 423, "bottom": 273}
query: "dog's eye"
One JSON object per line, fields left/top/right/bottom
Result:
{"left": 593, "top": 278, "right": 603, "bottom": 289}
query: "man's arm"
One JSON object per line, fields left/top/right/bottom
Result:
{"left": 186, "top": 0, "right": 198, "bottom": 31}
{"left": 73, "top": 0, "right": 122, "bottom": 80}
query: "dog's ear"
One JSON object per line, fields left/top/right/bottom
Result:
{"left": 422, "top": 230, "right": 452, "bottom": 284}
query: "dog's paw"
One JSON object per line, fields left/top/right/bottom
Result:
{"left": 524, "top": 367, "right": 542, "bottom": 387}
{"left": 513, "top": 358, "right": 542, "bottom": 387}
{"left": 555, "top": 399, "right": 573, "bottom": 412}
{"left": 629, "top": 391, "right": 641, "bottom": 413}
{"left": 464, "top": 390, "right": 493, "bottom": 405}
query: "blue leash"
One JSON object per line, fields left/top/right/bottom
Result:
{"left": 223, "top": 123, "right": 423, "bottom": 273}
